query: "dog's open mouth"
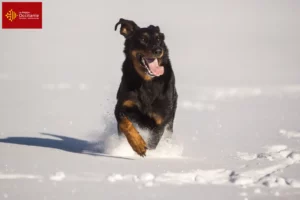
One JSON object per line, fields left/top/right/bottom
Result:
{"left": 137, "top": 53, "right": 164, "bottom": 77}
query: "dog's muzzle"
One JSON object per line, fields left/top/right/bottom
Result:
{"left": 136, "top": 53, "right": 164, "bottom": 77}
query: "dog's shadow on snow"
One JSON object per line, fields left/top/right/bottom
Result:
{"left": 0, "top": 119, "right": 133, "bottom": 160}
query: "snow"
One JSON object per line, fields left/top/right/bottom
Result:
{"left": 103, "top": 144, "right": 300, "bottom": 188}
{"left": 1, "top": 0, "right": 300, "bottom": 199}
{"left": 0, "top": 173, "right": 41, "bottom": 180}
{"left": 49, "top": 172, "right": 66, "bottom": 181}
{"left": 280, "top": 129, "right": 300, "bottom": 139}
{"left": 236, "top": 152, "right": 258, "bottom": 161}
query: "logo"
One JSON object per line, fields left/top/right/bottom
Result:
{"left": 5, "top": 9, "right": 17, "bottom": 22}
{"left": 2, "top": 2, "right": 42, "bottom": 29}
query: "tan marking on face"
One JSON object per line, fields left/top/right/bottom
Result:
{"left": 157, "top": 49, "right": 164, "bottom": 58}
{"left": 131, "top": 50, "right": 153, "bottom": 81}
{"left": 122, "top": 100, "right": 136, "bottom": 108}
{"left": 142, "top": 32, "right": 149, "bottom": 37}
{"left": 157, "top": 50, "right": 164, "bottom": 65}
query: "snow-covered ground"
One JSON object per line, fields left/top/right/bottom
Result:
{"left": 1, "top": 0, "right": 300, "bottom": 199}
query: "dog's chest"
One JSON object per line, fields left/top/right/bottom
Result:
{"left": 137, "top": 82, "right": 163, "bottom": 113}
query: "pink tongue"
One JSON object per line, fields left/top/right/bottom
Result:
{"left": 148, "top": 59, "right": 164, "bottom": 76}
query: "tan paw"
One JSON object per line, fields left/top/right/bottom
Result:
{"left": 127, "top": 132, "right": 147, "bottom": 157}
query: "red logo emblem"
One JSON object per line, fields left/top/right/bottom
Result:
{"left": 2, "top": 2, "right": 42, "bottom": 29}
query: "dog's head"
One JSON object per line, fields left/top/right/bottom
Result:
{"left": 115, "top": 18, "right": 168, "bottom": 80}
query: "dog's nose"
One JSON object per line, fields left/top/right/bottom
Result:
{"left": 153, "top": 48, "right": 163, "bottom": 57}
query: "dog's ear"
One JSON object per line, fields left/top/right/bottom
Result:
{"left": 115, "top": 18, "right": 139, "bottom": 38}
{"left": 148, "top": 25, "right": 160, "bottom": 32}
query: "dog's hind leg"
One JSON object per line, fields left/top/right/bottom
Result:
{"left": 147, "top": 126, "right": 165, "bottom": 150}
{"left": 166, "top": 120, "right": 174, "bottom": 133}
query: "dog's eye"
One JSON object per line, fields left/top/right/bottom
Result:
{"left": 141, "top": 36, "right": 148, "bottom": 43}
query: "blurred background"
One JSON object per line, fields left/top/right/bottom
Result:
{"left": 1, "top": 0, "right": 300, "bottom": 86}
{"left": 0, "top": 0, "right": 299, "bottom": 135}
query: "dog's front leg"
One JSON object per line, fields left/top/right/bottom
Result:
{"left": 115, "top": 101, "right": 147, "bottom": 157}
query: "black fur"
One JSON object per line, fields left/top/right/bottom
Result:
{"left": 114, "top": 18, "right": 178, "bottom": 155}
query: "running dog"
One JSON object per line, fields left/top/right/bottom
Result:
{"left": 114, "top": 18, "right": 178, "bottom": 157}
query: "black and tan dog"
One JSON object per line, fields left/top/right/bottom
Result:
{"left": 114, "top": 18, "right": 178, "bottom": 157}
